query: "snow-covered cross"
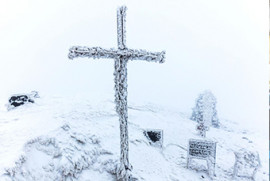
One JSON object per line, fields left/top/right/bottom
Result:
{"left": 68, "top": 6, "right": 165, "bottom": 180}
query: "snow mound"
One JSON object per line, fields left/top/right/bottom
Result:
{"left": 4, "top": 124, "right": 118, "bottom": 181}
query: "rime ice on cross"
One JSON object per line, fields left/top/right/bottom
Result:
{"left": 68, "top": 6, "right": 165, "bottom": 180}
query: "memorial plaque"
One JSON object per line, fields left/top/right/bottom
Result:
{"left": 187, "top": 139, "right": 217, "bottom": 177}
{"left": 143, "top": 129, "right": 163, "bottom": 147}
{"left": 189, "top": 139, "right": 216, "bottom": 159}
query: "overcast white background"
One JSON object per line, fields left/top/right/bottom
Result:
{"left": 0, "top": 0, "right": 268, "bottom": 131}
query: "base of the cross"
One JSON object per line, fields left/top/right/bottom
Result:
{"left": 116, "top": 163, "right": 137, "bottom": 181}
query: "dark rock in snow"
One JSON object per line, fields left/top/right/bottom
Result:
{"left": 146, "top": 131, "right": 160, "bottom": 142}
{"left": 143, "top": 129, "right": 163, "bottom": 147}
{"left": 7, "top": 91, "right": 39, "bottom": 109}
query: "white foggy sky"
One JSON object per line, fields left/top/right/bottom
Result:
{"left": 0, "top": 0, "right": 268, "bottom": 130}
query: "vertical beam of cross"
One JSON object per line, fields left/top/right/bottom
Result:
{"left": 68, "top": 6, "right": 165, "bottom": 181}
{"left": 117, "top": 6, "right": 127, "bottom": 50}
{"left": 115, "top": 6, "right": 131, "bottom": 180}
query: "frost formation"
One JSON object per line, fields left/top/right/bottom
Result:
{"left": 5, "top": 124, "right": 117, "bottom": 181}
{"left": 68, "top": 6, "right": 165, "bottom": 181}
{"left": 233, "top": 148, "right": 261, "bottom": 180}
{"left": 191, "top": 90, "right": 219, "bottom": 130}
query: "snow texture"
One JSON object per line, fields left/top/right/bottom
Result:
{"left": 0, "top": 96, "right": 268, "bottom": 181}
{"left": 68, "top": 6, "right": 165, "bottom": 181}
{"left": 4, "top": 124, "right": 118, "bottom": 180}
{"left": 191, "top": 90, "right": 219, "bottom": 128}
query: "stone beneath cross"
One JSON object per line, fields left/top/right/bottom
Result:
{"left": 143, "top": 129, "right": 163, "bottom": 147}
{"left": 68, "top": 6, "right": 165, "bottom": 181}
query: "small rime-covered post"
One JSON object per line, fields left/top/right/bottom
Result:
{"left": 196, "top": 121, "right": 208, "bottom": 137}
{"left": 68, "top": 6, "right": 165, "bottom": 181}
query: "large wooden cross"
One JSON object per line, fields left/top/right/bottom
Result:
{"left": 68, "top": 6, "right": 165, "bottom": 180}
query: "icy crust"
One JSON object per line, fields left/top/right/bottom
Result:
{"left": 68, "top": 46, "right": 165, "bottom": 64}
{"left": 4, "top": 124, "right": 118, "bottom": 181}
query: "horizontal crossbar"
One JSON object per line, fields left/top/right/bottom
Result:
{"left": 68, "top": 46, "right": 165, "bottom": 63}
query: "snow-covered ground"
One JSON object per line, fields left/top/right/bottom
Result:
{"left": 0, "top": 95, "right": 268, "bottom": 181}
